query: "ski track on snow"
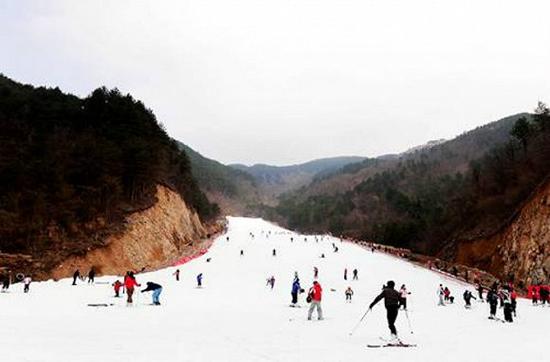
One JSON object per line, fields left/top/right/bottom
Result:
{"left": 0, "top": 217, "right": 548, "bottom": 362}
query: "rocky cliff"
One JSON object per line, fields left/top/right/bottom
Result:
{"left": 51, "top": 185, "right": 216, "bottom": 279}
{"left": 454, "top": 177, "right": 550, "bottom": 287}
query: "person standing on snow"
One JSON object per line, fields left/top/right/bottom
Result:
{"left": 501, "top": 287, "right": 513, "bottom": 322}
{"left": 352, "top": 269, "right": 358, "bottom": 280}
{"left": 307, "top": 281, "right": 323, "bottom": 320}
{"left": 141, "top": 282, "right": 163, "bottom": 305}
{"left": 124, "top": 272, "right": 140, "bottom": 304}
{"left": 173, "top": 269, "right": 180, "bottom": 281}
{"left": 463, "top": 290, "right": 476, "bottom": 308}
{"left": 345, "top": 286, "right": 354, "bottom": 302}
{"left": 23, "top": 275, "right": 32, "bottom": 293}
{"left": 88, "top": 268, "right": 96, "bottom": 284}
{"left": 72, "top": 269, "right": 81, "bottom": 286}
{"left": 112, "top": 280, "right": 122, "bottom": 297}
{"left": 368, "top": 280, "right": 401, "bottom": 341}
{"left": 476, "top": 283, "right": 484, "bottom": 301}
{"left": 487, "top": 287, "right": 499, "bottom": 319}
{"left": 399, "top": 284, "right": 410, "bottom": 310}
{"left": 344, "top": 268, "right": 348, "bottom": 281}
{"left": 313, "top": 267, "right": 319, "bottom": 279}
{"left": 1, "top": 270, "right": 12, "bottom": 292}
{"left": 437, "top": 284, "right": 445, "bottom": 306}
{"left": 291, "top": 277, "right": 301, "bottom": 306}
{"left": 197, "top": 273, "right": 203, "bottom": 288}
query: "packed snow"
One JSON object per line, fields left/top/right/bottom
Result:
{"left": 1, "top": 217, "right": 548, "bottom": 362}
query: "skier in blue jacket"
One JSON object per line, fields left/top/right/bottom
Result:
{"left": 291, "top": 278, "right": 301, "bottom": 306}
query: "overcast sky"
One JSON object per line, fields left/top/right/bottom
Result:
{"left": 2, "top": 1, "right": 550, "bottom": 165}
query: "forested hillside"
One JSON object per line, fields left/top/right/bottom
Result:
{"left": 177, "top": 142, "right": 263, "bottom": 214}
{"left": 274, "top": 109, "right": 550, "bottom": 257}
{"left": 0, "top": 75, "right": 218, "bottom": 267}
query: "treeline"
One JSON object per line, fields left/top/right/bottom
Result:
{"left": 276, "top": 104, "right": 550, "bottom": 254}
{"left": 0, "top": 75, "right": 218, "bottom": 255}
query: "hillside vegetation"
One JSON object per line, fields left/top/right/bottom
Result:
{"left": 274, "top": 109, "right": 550, "bottom": 257}
{"left": 0, "top": 75, "right": 217, "bottom": 266}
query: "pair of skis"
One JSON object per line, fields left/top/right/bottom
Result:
{"left": 367, "top": 337, "right": 417, "bottom": 348}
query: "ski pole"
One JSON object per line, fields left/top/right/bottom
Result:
{"left": 404, "top": 309, "right": 414, "bottom": 334}
{"left": 349, "top": 308, "right": 370, "bottom": 336}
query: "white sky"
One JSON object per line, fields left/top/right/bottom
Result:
{"left": 2, "top": 0, "right": 550, "bottom": 165}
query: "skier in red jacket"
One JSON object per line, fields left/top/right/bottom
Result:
{"left": 307, "top": 281, "right": 323, "bottom": 320}
{"left": 112, "top": 280, "right": 122, "bottom": 297}
{"left": 124, "top": 272, "right": 141, "bottom": 304}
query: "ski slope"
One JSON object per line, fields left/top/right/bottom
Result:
{"left": 0, "top": 217, "right": 548, "bottom": 362}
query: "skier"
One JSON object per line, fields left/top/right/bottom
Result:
{"left": 240, "top": 250, "right": 244, "bottom": 256}
{"left": 124, "top": 272, "right": 140, "bottom": 304}
{"left": 313, "top": 267, "right": 319, "bottom": 279}
{"left": 487, "top": 287, "right": 499, "bottom": 319}
{"left": 501, "top": 286, "right": 513, "bottom": 322}
{"left": 399, "top": 284, "right": 410, "bottom": 310}
{"left": 1, "top": 270, "right": 11, "bottom": 292}
{"left": 437, "top": 284, "right": 445, "bottom": 306}
{"left": 476, "top": 283, "right": 484, "bottom": 301}
{"left": 72, "top": 269, "right": 80, "bottom": 286}
{"left": 291, "top": 277, "right": 301, "bottom": 306}
{"left": 307, "top": 281, "right": 323, "bottom": 320}
{"left": 23, "top": 275, "right": 31, "bottom": 293}
{"left": 540, "top": 285, "right": 549, "bottom": 305}
{"left": 368, "top": 280, "right": 401, "bottom": 342}
{"left": 352, "top": 269, "right": 358, "bottom": 280}
{"left": 345, "top": 286, "right": 354, "bottom": 302}
{"left": 463, "top": 290, "right": 476, "bottom": 308}
{"left": 88, "top": 268, "right": 95, "bottom": 284}
{"left": 443, "top": 287, "right": 450, "bottom": 302}
{"left": 141, "top": 282, "right": 163, "bottom": 305}
{"left": 173, "top": 269, "right": 180, "bottom": 281}
{"left": 511, "top": 289, "right": 518, "bottom": 316}
{"left": 266, "top": 276, "right": 275, "bottom": 289}
{"left": 344, "top": 268, "right": 348, "bottom": 281}
{"left": 531, "top": 285, "right": 539, "bottom": 305}
{"left": 272, "top": 249, "right": 276, "bottom": 257}
{"left": 226, "top": 236, "right": 229, "bottom": 242}
{"left": 197, "top": 273, "right": 203, "bottom": 288}
{"left": 112, "top": 280, "right": 122, "bottom": 297}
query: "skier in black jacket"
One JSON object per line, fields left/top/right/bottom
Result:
{"left": 141, "top": 282, "right": 163, "bottom": 305}
{"left": 369, "top": 280, "right": 401, "bottom": 341}
{"left": 487, "top": 288, "right": 499, "bottom": 319}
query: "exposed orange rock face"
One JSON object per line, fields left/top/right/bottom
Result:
{"left": 455, "top": 179, "right": 550, "bottom": 286}
{"left": 52, "top": 185, "right": 213, "bottom": 279}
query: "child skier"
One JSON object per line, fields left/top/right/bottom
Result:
{"left": 345, "top": 286, "right": 354, "bottom": 302}
{"left": 141, "top": 282, "right": 163, "bottom": 305}
{"left": 399, "top": 284, "right": 410, "bottom": 310}
{"left": 368, "top": 280, "right": 401, "bottom": 342}
{"left": 112, "top": 280, "right": 122, "bottom": 297}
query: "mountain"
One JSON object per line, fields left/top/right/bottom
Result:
{"left": 176, "top": 142, "right": 263, "bottom": 215}
{"left": 0, "top": 74, "right": 218, "bottom": 277}
{"left": 273, "top": 110, "right": 550, "bottom": 276}
{"left": 231, "top": 156, "right": 366, "bottom": 199}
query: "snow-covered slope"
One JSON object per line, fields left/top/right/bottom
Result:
{"left": 0, "top": 217, "right": 547, "bottom": 362}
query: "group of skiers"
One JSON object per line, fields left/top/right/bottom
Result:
{"left": 1, "top": 270, "right": 32, "bottom": 293}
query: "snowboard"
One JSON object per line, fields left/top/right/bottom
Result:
{"left": 87, "top": 303, "right": 114, "bottom": 307}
